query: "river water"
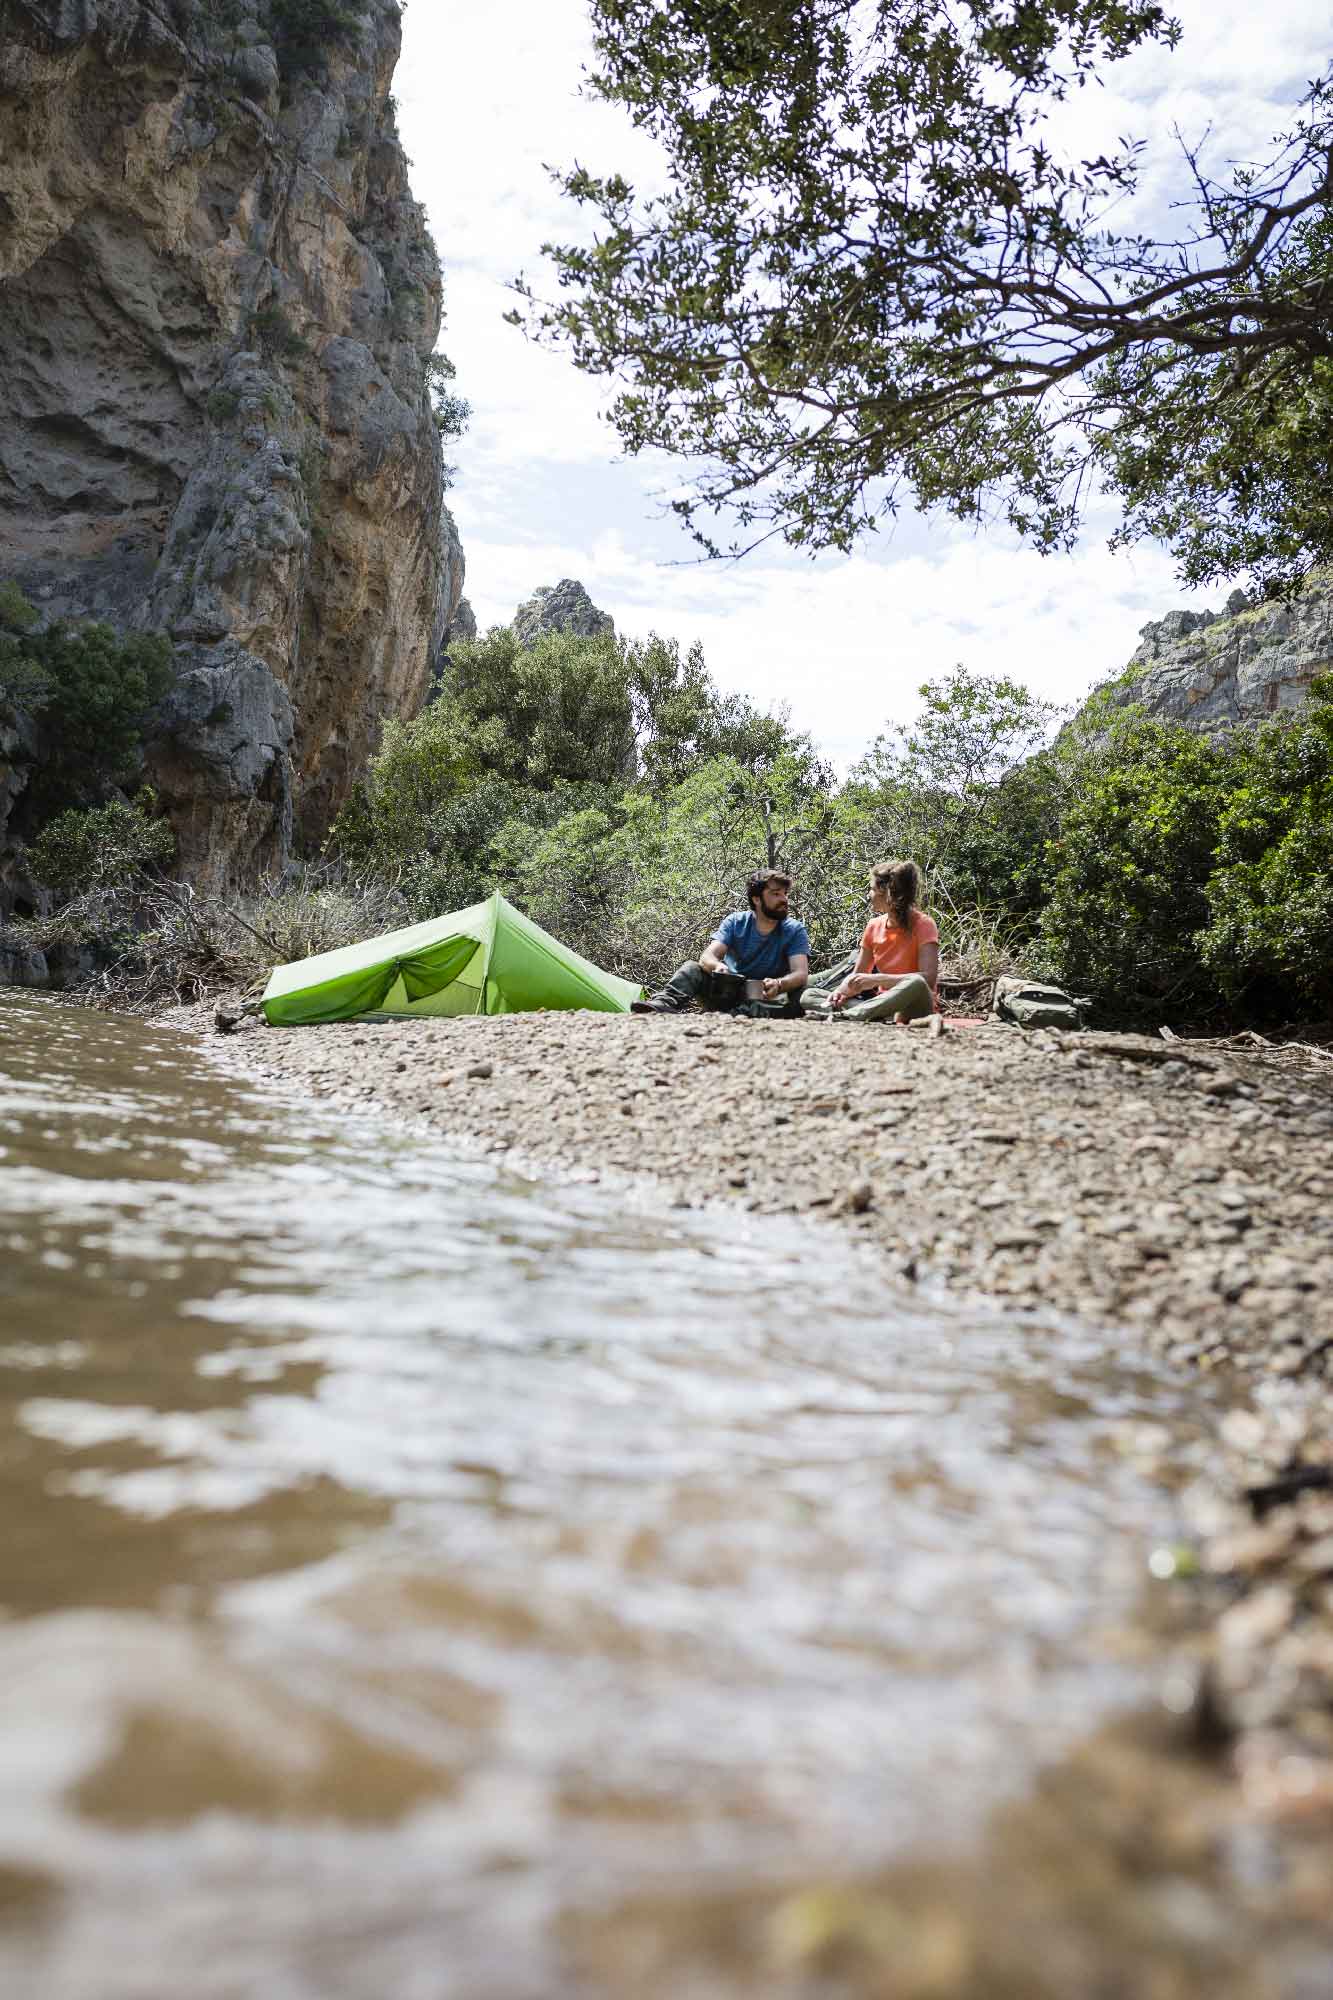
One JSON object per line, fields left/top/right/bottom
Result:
{"left": 0, "top": 992, "right": 1276, "bottom": 1996}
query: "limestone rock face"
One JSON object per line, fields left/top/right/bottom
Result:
{"left": 0, "top": 0, "right": 459, "bottom": 886}
{"left": 436, "top": 503, "right": 469, "bottom": 652}
{"left": 1102, "top": 573, "right": 1333, "bottom": 731}
{"left": 513, "top": 580, "right": 614, "bottom": 649}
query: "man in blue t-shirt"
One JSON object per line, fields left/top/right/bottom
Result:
{"left": 631, "top": 869, "right": 811, "bottom": 1017}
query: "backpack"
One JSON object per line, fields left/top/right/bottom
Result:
{"left": 992, "top": 976, "right": 1086, "bottom": 1031}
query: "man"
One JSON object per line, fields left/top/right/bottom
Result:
{"left": 631, "top": 868, "right": 810, "bottom": 1016}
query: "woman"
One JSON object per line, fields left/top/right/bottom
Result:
{"left": 804, "top": 860, "right": 939, "bottom": 1022}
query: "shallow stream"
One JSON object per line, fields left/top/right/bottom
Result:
{"left": 0, "top": 991, "right": 1301, "bottom": 1996}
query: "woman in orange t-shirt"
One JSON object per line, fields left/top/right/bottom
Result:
{"left": 830, "top": 859, "right": 939, "bottom": 1021}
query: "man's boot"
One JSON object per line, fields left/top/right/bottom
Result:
{"left": 631, "top": 960, "right": 712, "bottom": 1014}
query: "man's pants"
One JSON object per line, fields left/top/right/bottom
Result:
{"left": 656, "top": 961, "right": 802, "bottom": 1017}
{"left": 800, "top": 972, "right": 934, "bottom": 1023}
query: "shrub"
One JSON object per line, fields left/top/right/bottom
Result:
{"left": 268, "top": 0, "right": 367, "bottom": 78}
{"left": 1198, "top": 679, "right": 1333, "bottom": 1014}
{"left": 28, "top": 792, "right": 176, "bottom": 894}
{"left": 445, "top": 628, "right": 639, "bottom": 791}
{"left": 1039, "top": 716, "right": 1238, "bottom": 1018}
{"left": 330, "top": 702, "right": 483, "bottom": 877}
{"left": 0, "top": 582, "right": 52, "bottom": 711}
{"left": 0, "top": 581, "right": 40, "bottom": 635}
{"left": 222, "top": 870, "right": 411, "bottom": 973}
{"left": 492, "top": 804, "right": 641, "bottom": 974}
{"left": 425, "top": 351, "right": 470, "bottom": 443}
{"left": 252, "top": 303, "right": 309, "bottom": 360}
{"left": 0, "top": 598, "right": 174, "bottom": 814}
{"left": 2, "top": 866, "right": 410, "bottom": 1009}
{"left": 21, "top": 618, "right": 174, "bottom": 816}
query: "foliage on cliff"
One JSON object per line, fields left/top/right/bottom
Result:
{"left": 0, "top": 584, "right": 174, "bottom": 818}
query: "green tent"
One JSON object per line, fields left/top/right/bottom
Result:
{"left": 261, "top": 890, "right": 643, "bottom": 1026}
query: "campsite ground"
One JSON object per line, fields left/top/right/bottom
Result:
{"left": 185, "top": 999, "right": 1333, "bottom": 1863}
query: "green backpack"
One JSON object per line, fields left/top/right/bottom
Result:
{"left": 992, "top": 976, "right": 1086, "bottom": 1031}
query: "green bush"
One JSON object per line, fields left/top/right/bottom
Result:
{"left": 0, "top": 591, "right": 174, "bottom": 815}
{"left": 1198, "top": 679, "right": 1333, "bottom": 1014}
{"left": 26, "top": 619, "right": 174, "bottom": 816}
{"left": 331, "top": 704, "right": 484, "bottom": 877}
{"left": 0, "top": 581, "right": 39, "bottom": 636}
{"left": 252, "top": 303, "right": 309, "bottom": 360}
{"left": 268, "top": 0, "right": 367, "bottom": 78}
{"left": 445, "top": 627, "right": 640, "bottom": 792}
{"left": 425, "top": 351, "right": 470, "bottom": 444}
{"left": 1038, "top": 716, "right": 1238, "bottom": 1017}
{"left": 28, "top": 792, "right": 176, "bottom": 894}
{"left": 0, "top": 583, "right": 52, "bottom": 711}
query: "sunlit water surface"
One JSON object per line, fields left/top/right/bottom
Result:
{"left": 0, "top": 992, "right": 1209, "bottom": 1996}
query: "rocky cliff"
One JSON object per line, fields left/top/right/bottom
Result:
{"left": 1103, "top": 572, "right": 1333, "bottom": 730}
{"left": 0, "top": 0, "right": 465, "bottom": 891}
{"left": 512, "top": 579, "right": 613, "bottom": 649}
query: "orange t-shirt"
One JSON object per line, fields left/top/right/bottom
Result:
{"left": 861, "top": 908, "right": 939, "bottom": 977}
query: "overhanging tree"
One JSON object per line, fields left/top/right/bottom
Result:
{"left": 514, "top": 1, "right": 1333, "bottom": 590}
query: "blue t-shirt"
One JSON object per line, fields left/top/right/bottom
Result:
{"left": 712, "top": 910, "right": 811, "bottom": 980}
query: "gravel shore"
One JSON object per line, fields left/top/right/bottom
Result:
{"left": 196, "top": 1001, "right": 1333, "bottom": 1822}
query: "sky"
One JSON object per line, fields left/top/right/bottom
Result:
{"left": 394, "top": 0, "right": 1329, "bottom": 767}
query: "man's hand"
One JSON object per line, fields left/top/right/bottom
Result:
{"left": 760, "top": 976, "right": 784, "bottom": 1000}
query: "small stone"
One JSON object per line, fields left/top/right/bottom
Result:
{"left": 1217, "top": 1584, "right": 1294, "bottom": 1652}
{"left": 1203, "top": 1076, "right": 1243, "bottom": 1099}
{"left": 1296, "top": 1536, "right": 1333, "bottom": 1577}
{"left": 1206, "top": 1519, "right": 1298, "bottom": 1575}
{"left": 1219, "top": 1409, "right": 1268, "bottom": 1454}
{"left": 466, "top": 1061, "right": 494, "bottom": 1080}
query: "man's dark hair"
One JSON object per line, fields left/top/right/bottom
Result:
{"left": 746, "top": 867, "right": 793, "bottom": 911}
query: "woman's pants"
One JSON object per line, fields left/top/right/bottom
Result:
{"left": 800, "top": 973, "right": 934, "bottom": 1023}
